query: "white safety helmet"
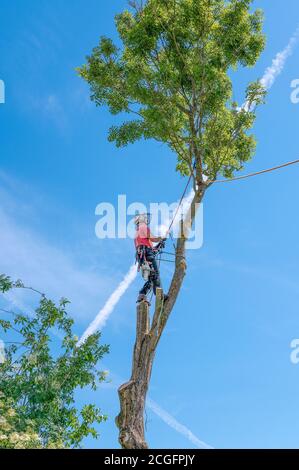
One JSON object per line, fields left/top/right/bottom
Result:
{"left": 134, "top": 213, "right": 150, "bottom": 226}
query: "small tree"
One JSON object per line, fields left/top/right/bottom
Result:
{"left": 78, "top": 0, "right": 266, "bottom": 448}
{"left": 0, "top": 275, "right": 109, "bottom": 449}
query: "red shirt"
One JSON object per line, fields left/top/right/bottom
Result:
{"left": 134, "top": 222, "right": 153, "bottom": 249}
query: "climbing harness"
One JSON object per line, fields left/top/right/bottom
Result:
{"left": 136, "top": 240, "right": 166, "bottom": 280}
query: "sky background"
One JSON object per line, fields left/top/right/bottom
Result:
{"left": 1, "top": 0, "right": 299, "bottom": 449}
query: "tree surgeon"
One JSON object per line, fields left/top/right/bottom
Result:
{"left": 134, "top": 213, "right": 167, "bottom": 305}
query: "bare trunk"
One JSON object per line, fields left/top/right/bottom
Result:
{"left": 116, "top": 187, "right": 206, "bottom": 449}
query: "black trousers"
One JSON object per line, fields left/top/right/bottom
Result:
{"left": 138, "top": 246, "right": 161, "bottom": 296}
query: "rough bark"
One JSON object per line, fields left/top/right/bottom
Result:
{"left": 116, "top": 186, "right": 206, "bottom": 449}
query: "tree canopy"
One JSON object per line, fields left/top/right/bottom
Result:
{"left": 78, "top": 0, "right": 266, "bottom": 182}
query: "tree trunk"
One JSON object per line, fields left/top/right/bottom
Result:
{"left": 115, "top": 296, "right": 158, "bottom": 449}
{"left": 116, "top": 187, "right": 206, "bottom": 449}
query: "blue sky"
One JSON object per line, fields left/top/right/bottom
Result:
{"left": 1, "top": 0, "right": 299, "bottom": 449}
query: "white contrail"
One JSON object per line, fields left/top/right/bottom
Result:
{"left": 244, "top": 26, "right": 299, "bottom": 111}
{"left": 260, "top": 26, "right": 299, "bottom": 90}
{"left": 146, "top": 398, "right": 214, "bottom": 449}
{"left": 77, "top": 264, "right": 138, "bottom": 346}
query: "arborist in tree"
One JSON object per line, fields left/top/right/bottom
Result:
{"left": 134, "top": 213, "right": 167, "bottom": 304}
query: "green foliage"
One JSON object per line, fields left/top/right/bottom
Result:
{"left": 0, "top": 275, "right": 24, "bottom": 293}
{"left": 78, "top": 0, "right": 266, "bottom": 181}
{"left": 0, "top": 276, "right": 109, "bottom": 448}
